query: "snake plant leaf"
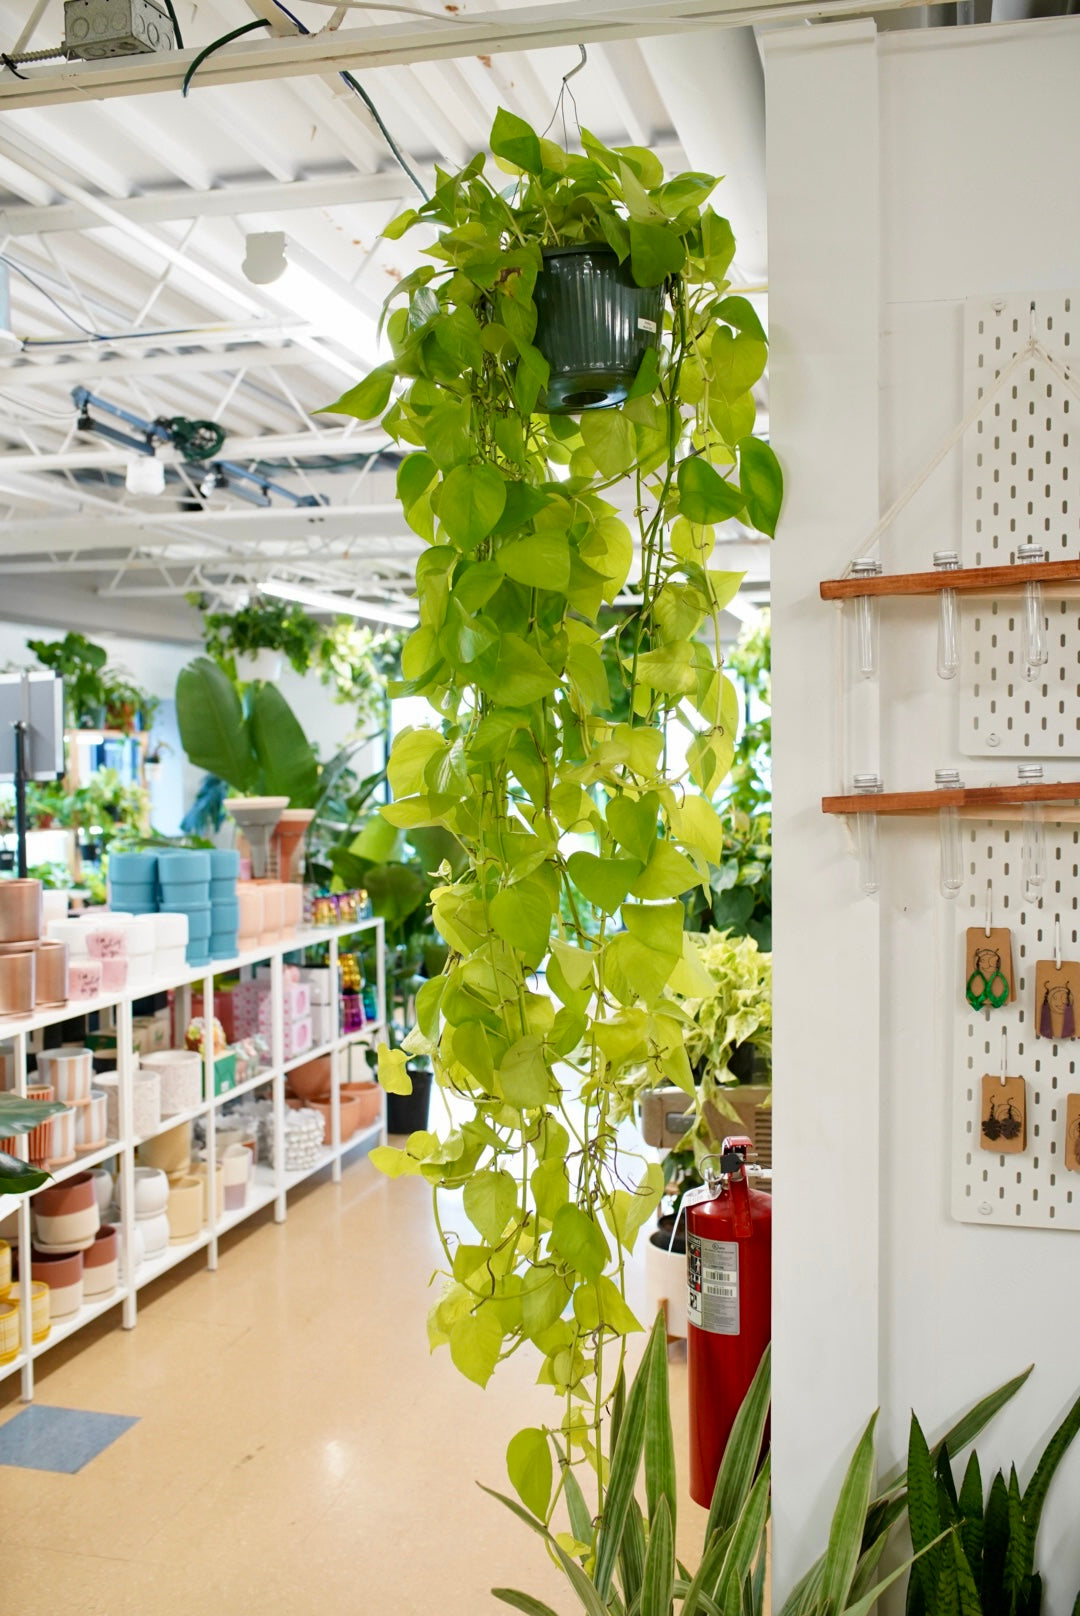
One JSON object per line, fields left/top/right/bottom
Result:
{"left": 677, "top": 457, "right": 745, "bottom": 526}
{"left": 562, "top": 1460, "right": 593, "bottom": 1549}
{"left": 175, "top": 657, "right": 258, "bottom": 794}
{"left": 506, "top": 1427, "right": 553, "bottom": 1522}
{"left": 1020, "top": 1386, "right": 1080, "bottom": 1556}
{"left": 643, "top": 1302, "right": 677, "bottom": 1529}
{"left": 705, "top": 1344, "right": 771, "bottom": 1541}
{"left": 819, "top": 1412, "right": 879, "bottom": 1613}
{"left": 981, "top": 1469, "right": 1009, "bottom": 1610}
{"left": 713, "top": 1455, "right": 771, "bottom": 1611}
{"left": 640, "top": 1493, "right": 675, "bottom": 1616}
{"left": 738, "top": 437, "right": 783, "bottom": 539}
{"left": 490, "top": 108, "right": 542, "bottom": 175}
{"left": 1003, "top": 1465, "right": 1032, "bottom": 1612}
{"left": 0, "top": 1150, "right": 51, "bottom": 1195}
{"left": 619, "top": 1495, "right": 647, "bottom": 1611}
{"left": 956, "top": 1451, "right": 984, "bottom": 1575}
{"left": 592, "top": 1313, "right": 660, "bottom": 1600}
{"left": 492, "top": 1593, "right": 561, "bottom": 1616}
{"left": 0, "top": 1095, "right": 68, "bottom": 1134}
{"left": 905, "top": 1415, "right": 942, "bottom": 1616}
{"left": 948, "top": 1534, "right": 983, "bottom": 1616}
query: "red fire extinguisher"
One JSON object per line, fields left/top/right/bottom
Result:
{"left": 686, "top": 1135, "right": 772, "bottom": 1507}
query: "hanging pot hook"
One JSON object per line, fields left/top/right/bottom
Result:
{"left": 1000, "top": 1025, "right": 1008, "bottom": 1085}
{"left": 985, "top": 878, "right": 993, "bottom": 939}
{"left": 1055, "top": 914, "right": 1062, "bottom": 971}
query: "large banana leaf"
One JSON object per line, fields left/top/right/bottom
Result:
{"left": 0, "top": 1150, "right": 51, "bottom": 1195}
{"left": 0, "top": 1094, "right": 67, "bottom": 1134}
{"left": 250, "top": 681, "right": 320, "bottom": 806}
{"left": 175, "top": 657, "right": 258, "bottom": 794}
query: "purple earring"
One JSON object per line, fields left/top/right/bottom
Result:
{"left": 1039, "top": 984, "right": 1054, "bottom": 1040}
{"left": 1063, "top": 985, "right": 1076, "bottom": 1041}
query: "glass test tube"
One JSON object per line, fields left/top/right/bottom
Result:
{"left": 934, "top": 550, "right": 961, "bottom": 680}
{"left": 1018, "top": 763, "right": 1045, "bottom": 903}
{"left": 1016, "top": 542, "right": 1049, "bottom": 682}
{"left": 852, "top": 772, "right": 883, "bottom": 895}
{"left": 850, "top": 558, "right": 883, "bottom": 678}
{"left": 935, "top": 768, "right": 964, "bottom": 898}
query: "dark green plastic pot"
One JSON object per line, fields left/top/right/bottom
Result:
{"left": 533, "top": 243, "right": 664, "bottom": 413}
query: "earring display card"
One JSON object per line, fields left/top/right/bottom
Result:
{"left": 1066, "top": 1096, "right": 1080, "bottom": 1174}
{"left": 1033, "top": 961, "right": 1080, "bottom": 1041}
{"left": 965, "top": 927, "right": 1014, "bottom": 1009}
{"left": 980, "top": 1075, "right": 1026, "bottom": 1154}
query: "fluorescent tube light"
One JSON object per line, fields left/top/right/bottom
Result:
{"left": 242, "top": 231, "right": 379, "bottom": 366}
{"left": 260, "top": 577, "right": 418, "bottom": 629}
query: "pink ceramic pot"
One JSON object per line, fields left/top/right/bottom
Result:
{"left": 32, "top": 1171, "right": 100, "bottom": 1250}
{"left": 236, "top": 883, "right": 263, "bottom": 947}
{"left": 28, "top": 1247, "right": 83, "bottom": 1318}
{"left": 82, "top": 1225, "right": 119, "bottom": 1298}
{"left": 68, "top": 959, "right": 103, "bottom": 1001}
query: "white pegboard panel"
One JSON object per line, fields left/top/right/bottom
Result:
{"left": 959, "top": 290, "right": 1080, "bottom": 758}
{"left": 951, "top": 822, "right": 1080, "bottom": 1231}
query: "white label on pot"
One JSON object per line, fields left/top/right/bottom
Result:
{"left": 637, "top": 317, "right": 657, "bottom": 333}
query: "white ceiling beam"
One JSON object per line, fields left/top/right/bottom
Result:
{"left": 0, "top": 0, "right": 921, "bottom": 108}
{"left": 0, "top": 170, "right": 414, "bottom": 238}
{"left": 0, "top": 431, "right": 390, "bottom": 472}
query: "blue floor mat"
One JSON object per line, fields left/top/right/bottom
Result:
{"left": 0, "top": 1404, "right": 138, "bottom": 1473}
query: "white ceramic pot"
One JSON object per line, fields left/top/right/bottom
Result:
{"left": 644, "top": 1228, "right": 688, "bottom": 1340}
{"left": 98, "top": 1070, "right": 161, "bottom": 1140}
{"left": 152, "top": 914, "right": 189, "bottom": 950}
{"left": 221, "top": 1144, "right": 251, "bottom": 1212}
{"left": 166, "top": 1176, "right": 203, "bottom": 1243}
{"left": 140, "top": 1050, "right": 201, "bottom": 1116}
{"left": 89, "top": 1167, "right": 114, "bottom": 1217}
{"left": 42, "top": 1107, "right": 76, "bottom": 1169}
{"left": 235, "top": 648, "right": 282, "bottom": 683}
{"left": 37, "top": 1047, "right": 92, "bottom": 1105}
{"left": 83, "top": 1256, "right": 118, "bottom": 1299}
{"left": 45, "top": 1277, "right": 83, "bottom": 1319}
{"left": 137, "top": 1209, "right": 169, "bottom": 1257}
{"left": 131, "top": 1165, "right": 169, "bottom": 1217}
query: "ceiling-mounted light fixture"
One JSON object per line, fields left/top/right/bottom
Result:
{"left": 260, "top": 577, "right": 418, "bottom": 629}
{"left": 125, "top": 454, "right": 165, "bottom": 496}
{"left": 241, "top": 232, "right": 380, "bottom": 366}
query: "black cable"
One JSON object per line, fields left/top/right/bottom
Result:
{"left": 0, "top": 54, "right": 26, "bottom": 79}
{"left": 162, "top": 0, "right": 184, "bottom": 49}
{"left": 268, "top": 0, "right": 429, "bottom": 201}
{"left": 182, "top": 18, "right": 269, "bottom": 97}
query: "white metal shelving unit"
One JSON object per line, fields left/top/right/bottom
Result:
{"left": 0, "top": 915, "right": 386, "bottom": 1402}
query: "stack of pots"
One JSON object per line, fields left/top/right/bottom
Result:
{"left": 27, "top": 1169, "right": 109, "bottom": 1318}
{"left": 0, "top": 879, "right": 69, "bottom": 1019}
{"left": 37, "top": 1048, "right": 108, "bottom": 1160}
{"left": 107, "top": 850, "right": 158, "bottom": 914}
{"left": 124, "top": 1166, "right": 170, "bottom": 1260}
{"left": 158, "top": 851, "right": 212, "bottom": 968}
{"left": 85, "top": 920, "right": 128, "bottom": 994}
{"left": 208, "top": 849, "right": 240, "bottom": 960}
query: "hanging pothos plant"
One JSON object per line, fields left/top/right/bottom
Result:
{"left": 325, "top": 108, "right": 783, "bottom": 1544}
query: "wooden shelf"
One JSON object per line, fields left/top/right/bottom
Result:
{"left": 823, "top": 781, "right": 1080, "bottom": 817}
{"left": 819, "top": 556, "right": 1080, "bottom": 601}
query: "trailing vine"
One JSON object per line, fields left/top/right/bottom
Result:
{"left": 326, "top": 109, "right": 782, "bottom": 1541}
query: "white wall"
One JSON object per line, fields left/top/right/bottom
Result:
{"left": 765, "top": 15, "right": 1080, "bottom": 1608}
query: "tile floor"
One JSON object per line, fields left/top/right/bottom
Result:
{"left": 0, "top": 1156, "right": 704, "bottom": 1615}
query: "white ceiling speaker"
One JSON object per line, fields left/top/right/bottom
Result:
{"left": 241, "top": 231, "right": 379, "bottom": 366}
{"left": 124, "top": 454, "right": 165, "bottom": 496}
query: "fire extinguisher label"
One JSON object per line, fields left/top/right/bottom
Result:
{"left": 686, "top": 1233, "right": 739, "bottom": 1335}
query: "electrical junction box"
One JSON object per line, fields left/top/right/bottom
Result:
{"left": 63, "top": 0, "right": 175, "bottom": 59}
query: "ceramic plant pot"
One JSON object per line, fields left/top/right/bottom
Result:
{"left": 280, "top": 882, "right": 303, "bottom": 936}
{"left": 86, "top": 926, "right": 126, "bottom": 961}
{"left": 32, "top": 1171, "right": 100, "bottom": 1251}
{"left": 0, "top": 1298, "right": 18, "bottom": 1364}
{"left": 140, "top": 1050, "right": 202, "bottom": 1116}
{"left": 220, "top": 1145, "right": 250, "bottom": 1212}
{"left": 287, "top": 1053, "right": 331, "bottom": 1102}
{"left": 270, "top": 808, "right": 315, "bottom": 884}
{"left": 235, "top": 883, "right": 264, "bottom": 948}
{"left": 0, "top": 1236, "right": 10, "bottom": 1294}
{"left": 75, "top": 1090, "right": 108, "bottom": 1153}
{"left": 533, "top": 244, "right": 666, "bottom": 412}
{"left": 157, "top": 850, "right": 211, "bottom": 885}
{"left": 0, "top": 879, "right": 42, "bottom": 945}
{"left": 256, "top": 881, "right": 285, "bottom": 945}
{"left": 137, "top": 1208, "right": 169, "bottom": 1257}
{"left": 38, "top": 1047, "right": 92, "bottom": 1106}
{"left": 225, "top": 798, "right": 288, "bottom": 880}
{"left": 0, "top": 949, "right": 35, "bottom": 1018}
{"left": 165, "top": 1175, "right": 203, "bottom": 1243}
{"left": 645, "top": 1224, "right": 688, "bottom": 1340}
{"left": 29, "top": 1248, "right": 84, "bottom": 1319}
{"left": 340, "top": 1081, "right": 382, "bottom": 1131}
{"left": 8, "top": 1280, "right": 50, "bottom": 1342}
{"left": 108, "top": 851, "right": 157, "bottom": 886}
{"left": 11, "top": 1083, "right": 55, "bottom": 1165}
{"left": 209, "top": 848, "right": 241, "bottom": 881}
{"left": 68, "top": 959, "right": 103, "bottom": 1001}
{"left": 42, "top": 1106, "right": 76, "bottom": 1170}
{"left": 234, "top": 649, "right": 282, "bottom": 684}
{"left": 89, "top": 1167, "right": 114, "bottom": 1218}
{"left": 82, "top": 1225, "right": 119, "bottom": 1298}
{"left": 191, "top": 1160, "right": 224, "bottom": 1223}
{"left": 33, "top": 940, "right": 69, "bottom": 1007}
{"left": 298, "top": 1092, "right": 363, "bottom": 1143}
{"left": 138, "top": 1120, "right": 191, "bottom": 1177}
{"left": 131, "top": 1165, "right": 169, "bottom": 1217}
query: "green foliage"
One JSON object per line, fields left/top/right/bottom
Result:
{"left": 176, "top": 656, "right": 326, "bottom": 808}
{"left": 335, "top": 108, "right": 782, "bottom": 1552}
{"left": 24, "top": 632, "right": 157, "bottom": 735}
{"left": 0, "top": 1093, "right": 69, "bottom": 1195}
{"left": 904, "top": 1388, "right": 1080, "bottom": 1616}
{"left": 202, "top": 598, "right": 323, "bottom": 677}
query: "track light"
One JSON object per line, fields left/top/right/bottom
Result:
{"left": 241, "top": 232, "right": 379, "bottom": 366}
{"left": 125, "top": 454, "right": 165, "bottom": 496}
{"left": 260, "top": 577, "right": 418, "bottom": 629}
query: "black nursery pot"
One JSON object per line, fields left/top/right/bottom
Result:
{"left": 533, "top": 244, "right": 665, "bottom": 413}
{"left": 387, "top": 1062, "right": 432, "bottom": 1135}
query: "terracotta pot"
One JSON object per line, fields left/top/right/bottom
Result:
{"left": 75, "top": 1090, "right": 108, "bottom": 1153}
{"left": 287, "top": 1053, "right": 332, "bottom": 1102}
{"left": 34, "top": 940, "right": 69, "bottom": 1006}
{"left": 37, "top": 1047, "right": 92, "bottom": 1106}
{"left": 7, "top": 1280, "right": 49, "bottom": 1342}
{"left": 190, "top": 1160, "right": 224, "bottom": 1223}
{"left": 0, "top": 879, "right": 42, "bottom": 944}
{"left": 298, "top": 1092, "right": 363, "bottom": 1143}
{"left": 271, "top": 809, "right": 315, "bottom": 883}
{"left": 32, "top": 1171, "right": 100, "bottom": 1250}
{"left": 139, "top": 1120, "right": 192, "bottom": 1176}
{"left": 166, "top": 1175, "right": 203, "bottom": 1243}
{"left": 29, "top": 1247, "right": 83, "bottom": 1318}
{"left": 68, "top": 959, "right": 103, "bottom": 1001}
{"left": 83, "top": 1226, "right": 119, "bottom": 1298}
{"left": 12, "top": 1083, "right": 55, "bottom": 1164}
{"left": 42, "top": 1107, "right": 76, "bottom": 1169}
{"left": 0, "top": 950, "right": 35, "bottom": 1018}
{"left": 131, "top": 1165, "right": 169, "bottom": 1217}
{"left": 340, "top": 1081, "right": 382, "bottom": 1131}
{"left": 0, "top": 1298, "right": 18, "bottom": 1363}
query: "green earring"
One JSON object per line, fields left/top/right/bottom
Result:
{"left": 984, "top": 966, "right": 1010, "bottom": 1008}
{"left": 966, "top": 968, "right": 989, "bottom": 1009}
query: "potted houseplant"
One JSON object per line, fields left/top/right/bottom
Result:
{"left": 25, "top": 632, "right": 109, "bottom": 729}
{"left": 327, "top": 104, "right": 783, "bottom": 1572}
{"left": 202, "top": 597, "right": 323, "bottom": 683}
